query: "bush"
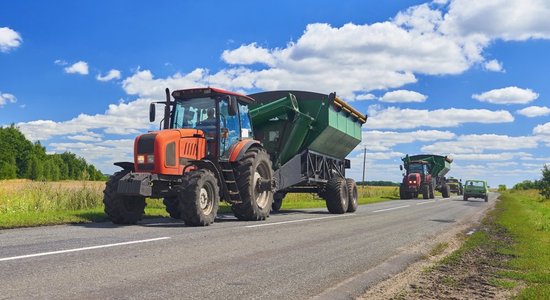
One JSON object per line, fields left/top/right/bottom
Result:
{"left": 498, "top": 184, "right": 507, "bottom": 191}
{"left": 539, "top": 165, "right": 550, "bottom": 200}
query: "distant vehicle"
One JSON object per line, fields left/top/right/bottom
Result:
{"left": 463, "top": 180, "right": 489, "bottom": 202}
{"left": 399, "top": 154, "right": 453, "bottom": 200}
{"left": 447, "top": 177, "right": 463, "bottom": 195}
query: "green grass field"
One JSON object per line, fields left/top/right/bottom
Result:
{"left": 0, "top": 180, "right": 398, "bottom": 229}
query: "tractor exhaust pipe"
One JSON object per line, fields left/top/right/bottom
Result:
{"left": 163, "top": 88, "right": 171, "bottom": 129}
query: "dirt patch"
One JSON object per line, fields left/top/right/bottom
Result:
{"left": 359, "top": 198, "right": 521, "bottom": 300}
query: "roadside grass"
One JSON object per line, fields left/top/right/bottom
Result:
{"left": 420, "top": 189, "right": 549, "bottom": 298}
{"left": 0, "top": 180, "right": 397, "bottom": 229}
{"left": 496, "top": 190, "right": 550, "bottom": 299}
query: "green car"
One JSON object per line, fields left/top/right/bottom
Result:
{"left": 463, "top": 180, "right": 489, "bottom": 202}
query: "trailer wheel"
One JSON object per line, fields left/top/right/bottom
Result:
{"left": 346, "top": 178, "right": 358, "bottom": 212}
{"left": 272, "top": 192, "right": 285, "bottom": 212}
{"left": 232, "top": 148, "right": 273, "bottom": 221}
{"left": 103, "top": 170, "right": 146, "bottom": 225}
{"left": 442, "top": 184, "right": 451, "bottom": 198}
{"left": 178, "top": 169, "right": 220, "bottom": 226}
{"left": 163, "top": 197, "right": 180, "bottom": 219}
{"left": 429, "top": 183, "right": 435, "bottom": 199}
{"left": 325, "top": 177, "right": 349, "bottom": 214}
{"left": 463, "top": 195, "right": 468, "bottom": 201}
{"left": 422, "top": 184, "right": 430, "bottom": 199}
{"left": 484, "top": 195, "right": 488, "bottom": 202}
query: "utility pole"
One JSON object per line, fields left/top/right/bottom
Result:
{"left": 362, "top": 146, "right": 366, "bottom": 184}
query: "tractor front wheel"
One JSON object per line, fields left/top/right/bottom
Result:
{"left": 103, "top": 170, "right": 146, "bottom": 225}
{"left": 422, "top": 184, "right": 430, "bottom": 199}
{"left": 232, "top": 148, "right": 274, "bottom": 221}
{"left": 178, "top": 169, "right": 220, "bottom": 226}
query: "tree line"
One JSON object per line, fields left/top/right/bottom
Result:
{"left": 0, "top": 125, "right": 106, "bottom": 181}
{"left": 512, "top": 165, "right": 550, "bottom": 200}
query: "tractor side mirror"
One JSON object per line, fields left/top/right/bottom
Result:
{"left": 399, "top": 165, "right": 403, "bottom": 171}
{"left": 228, "top": 96, "right": 238, "bottom": 116}
{"left": 149, "top": 103, "right": 156, "bottom": 122}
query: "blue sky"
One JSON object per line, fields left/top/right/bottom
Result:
{"left": 1, "top": 0, "right": 549, "bottom": 187}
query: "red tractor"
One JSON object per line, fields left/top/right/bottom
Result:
{"left": 399, "top": 154, "right": 452, "bottom": 199}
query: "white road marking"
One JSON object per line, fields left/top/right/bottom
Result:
{"left": 372, "top": 205, "right": 410, "bottom": 213}
{"left": 0, "top": 237, "right": 171, "bottom": 262}
{"left": 245, "top": 214, "right": 351, "bottom": 228}
{"left": 416, "top": 200, "right": 436, "bottom": 205}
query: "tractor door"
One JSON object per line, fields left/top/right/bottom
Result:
{"left": 219, "top": 98, "right": 241, "bottom": 158}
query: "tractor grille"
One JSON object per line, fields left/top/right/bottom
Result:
{"left": 137, "top": 133, "right": 156, "bottom": 154}
{"left": 181, "top": 140, "right": 197, "bottom": 158}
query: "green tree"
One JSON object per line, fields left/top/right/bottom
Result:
{"left": 539, "top": 165, "right": 550, "bottom": 200}
{"left": 498, "top": 184, "right": 507, "bottom": 191}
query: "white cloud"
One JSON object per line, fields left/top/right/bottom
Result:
{"left": 421, "top": 134, "right": 540, "bottom": 154}
{"left": 64, "top": 61, "right": 89, "bottom": 75}
{"left": 353, "top": 93, "right": 376, "bottom": 101}
{"left": 366, "top": 106, "right": 514, "bottom": 129}
{"left": 16, "top": 97, "right": 158, "bottom": 142}
{"left": 221, "top": 43, "right": 276, "bottom": 66}
{"left": 0, "top": 92, "right": 17, "bottom": 107}
{"left": 533, "top": 122, "right": 550, "bottom": 136}
{"left": 54, "top": 59, "right": 68, "bottom": 66}
{"left": 517, "top": 106, "right": 550, "bottom": 117}
{"left": 483, "top": 59, "right": 504, "bottom": 72}
{"left": 453, "top": 152, "right": 532, "bottom": 161}
{"left": 359, "top": 129, "right": 456, "bottom": 151}
{"left": 472, "top": 86, "right": 538, "bottom": 104}
{"left": 96, "top": 69, "right": 121, "bottom": 82}
{"left": 379, "top": 90, "right": 427, "bottom": 103}
{"left": 0, "top": 27, "right": 22, "bottom": 52}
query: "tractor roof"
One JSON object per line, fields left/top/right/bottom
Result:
{"left": 172, "top": 87, "right": 255, "bottom": 104}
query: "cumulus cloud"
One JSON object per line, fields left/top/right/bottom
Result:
{"left": 366, "top": 106, "right": 514, "bottom": 129}
{"left": 359, "top": 129, "right": 456, "bottom": 151}
{"left": 16, "top": 98, "right": 158, "bottom": 142}
{"left": 517, "top": 106, "right": 550, "bottom": 117}
{"left": 379, "top": 90, "right": 427, "bottom": 103}
{"left": 533, "top": 122, "right": 550, "bottom": 136}
{"left": 421, "top": 134, "right": 540, "bottom": 154}
{"left": 0, "top": 27, "right": 22, "bottom": 52}
{"left": 472, "top": 86, "right": 538, "bottom": 104}
{"left": 353, "top": 93, "right": 376, "bottom": 101}
{"left": 0, "top": 92, "right": 17, "bottom": 107}
{"left": 97, "top": 69, "right": 122, "bottom": 82}
{"left": 221, "top": 43, "right": 276, "bottom": 66}
{"left": 64, "top": 61, "right": 89, "bottom": 75}
{"left": 483, "top": 59, "right": 504, "bottom": 72}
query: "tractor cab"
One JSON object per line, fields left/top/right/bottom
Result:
{"left": 149, "top": 87, "right": 255, "bottom": 161}
{"left": 407, "top": 161, "right": 430, "bottom": 175}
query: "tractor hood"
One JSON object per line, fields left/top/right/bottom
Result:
{"left": 133, "top": 128, "right": 206, "bottom": 175}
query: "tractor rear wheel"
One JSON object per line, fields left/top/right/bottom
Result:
{"left": 325, "top": 177, "right": 349, "bottom": 214}
{"left": 232, "top": 148, "right": 273, "bottom": 221}
{"left": 178, "top": 169, "right": 220, "bottom": 226}
{"left": 346, "top": 178, "right": 358, "bottom": 212}
{"left": 103, "top": 170, "right": 146, "bottom": 225}
{"left": 163, "top": 197, "right": 180, "bottom": 219}
{"left": 272, "top": 192, "right": 286, "bottom": 212}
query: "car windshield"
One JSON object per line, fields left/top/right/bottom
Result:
{"left": 467, "top": 181, "right": 485, "bottom": 187}
{"left": 172, "top": 98, "right": 215, "bottom": 129}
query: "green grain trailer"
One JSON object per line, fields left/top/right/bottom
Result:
{"left": 248, "top": 91, "right": 367, "bottom": 212}
{"left": 400, "top": 154, "right": 453, "bottom": 199}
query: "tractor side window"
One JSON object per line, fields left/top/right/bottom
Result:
{"left": 219, "top": 98, "right": 241, "bottom": 157}
{"left": 239, "top": 103, "right": 253, "bottom": 139}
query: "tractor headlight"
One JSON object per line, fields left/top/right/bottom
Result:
{"left": 137, "top": 155, "right": 145, "bottom": 164}
{"left": 146, "top": 154, "right": 154, "bottom": 164}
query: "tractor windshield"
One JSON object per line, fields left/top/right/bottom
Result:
{"left": 408, "top": 163, "right": 425, "bottom": 174}
{"left": 172, "top": 97, "right": 216, "bottom": 129}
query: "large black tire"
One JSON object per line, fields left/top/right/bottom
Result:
{"left": 232, "top": 148, "right": 273, "bottom": 221}
{"left": 422, "top": 184, "right": 430, "bottom": 199}
{"left": 399, "top": 184, "right": 407, "bottom": 200}
{"left": 484, "top": 195, "right": 489, "bottom": 202}
{"left": 271, "top": 192, "right": 285, "bottom": 212}
{"left": 442, "top": 184, "right": 451, "bottom": 198}
{"left": 325, "top": 177, "right": 349, "bottom": 214}
{"left": 178, "top": 169, "right": 220, "bottom": 226}
{"left": 429, "top": 183, "right": 435, "bottom": 199}
{"left": 463, "top": 195, "right": 468, "bottom": 201}
{"left": 346, "top": 178, "right": 358, "bottom": 212}
{"left": 103, "top": 170, "right": 146, "bottom": 225}
{"left": 163, "top": 197, "right": 180, "bottom": 219}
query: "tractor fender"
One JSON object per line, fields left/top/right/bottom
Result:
{"left": 228, "top": 139, "right": 263, "bottom": 162}
{"left": 113, "top": 161, "right": 135, "bottom": 172}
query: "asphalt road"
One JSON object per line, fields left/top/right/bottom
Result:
{"left": 0, "top": 193, "right": 496, "bottom": 299}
